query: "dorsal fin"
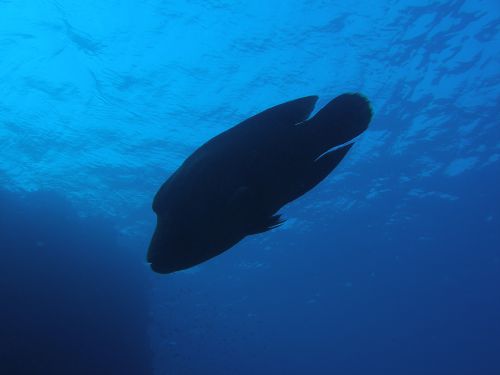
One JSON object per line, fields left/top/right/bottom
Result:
{"left": 305, "top": 93, "right": 372, "bottom": 154}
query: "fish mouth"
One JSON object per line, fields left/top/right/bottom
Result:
{"left": 147, "top": 251, "right": 174, "bottom": 274}
{"left": 147, "top": 223, "right": 174, "bottom": 274}
{"left": 147, "top": 248, "right": 195, "bottom": 275}
{"left": 147, "top": 246, "right": 173, "bottom": 274}
{"left": 149, "top": 261, "right": 172, "bottom": 274}
{"left": 147, "top": 223, "right": 193, "bottom": 274}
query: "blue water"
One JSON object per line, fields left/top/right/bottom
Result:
{"left": 1, "top": 1, "right": 499, "bottom": 374}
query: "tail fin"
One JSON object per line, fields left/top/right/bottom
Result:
{"left": 306, "top": 93, "right": 372, "bottom": 155}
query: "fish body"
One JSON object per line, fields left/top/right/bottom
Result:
{"left": 148, "top": 93, "right": 372, "bottom": 274}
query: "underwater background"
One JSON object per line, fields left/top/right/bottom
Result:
{"left": 1, "top": 0, "right": 499, "bottom": 374}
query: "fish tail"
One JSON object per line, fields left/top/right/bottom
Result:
{"left": 306, "top": 93, "right": 372, "bottom": 154}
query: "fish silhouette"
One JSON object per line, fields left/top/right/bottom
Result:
{"left": 148, "top": 93, "right": 372, "bottom": 274}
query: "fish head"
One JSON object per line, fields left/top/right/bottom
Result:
{"left": 147, "top": 215, "right": 194, "bottom": 274}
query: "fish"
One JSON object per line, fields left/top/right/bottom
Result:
{"left": 147, "top": 93, "right": 372, "bottom": 274}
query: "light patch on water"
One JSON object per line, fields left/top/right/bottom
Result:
{"left": 365, "top": 183, "right": 391, "bottom": 200}
{"left": 445, "top": 157, "right": 479, "bottom": 176}
{"left": 333, "top": 197, "right": 357, "bottom": 212}
{"left": 407, "top": 188, "right": 458, "bottom": 201}
{"left": 416, "top": 156, "right": 444, "bottom": 178}
{"left": 238, "top": 261, "right": 269, "bottom": 270}
{"left": 350, "top": 129, "right": 392, "bottom": 161}
{"left": 483, "top": 153, "right": 499, "bottom": 166}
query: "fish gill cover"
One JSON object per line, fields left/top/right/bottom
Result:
{"left": 0, "top": 1, "right": 499, "bottom": 375}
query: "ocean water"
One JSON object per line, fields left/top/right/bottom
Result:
{"left": 1, "top": 0, "right": 499, "bottom": 374}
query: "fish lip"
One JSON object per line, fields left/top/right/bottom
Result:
{"left": 147, "top": 251, "right": 171, "bottom": 274}
{"left": 149, "top": 261, "right": 172, "bottom": 274}
{"left": 146, "top": 249, "right": 156, "bottom": 263}
{"left": 147, "top": 248, "right": 177, "bottom": 274}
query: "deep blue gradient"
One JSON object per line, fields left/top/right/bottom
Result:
{"left": 1, "top": 1, "right": 499, "bottom": 374}
{"left": 0, "top": 190, "right": 151, "bottom": 374}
